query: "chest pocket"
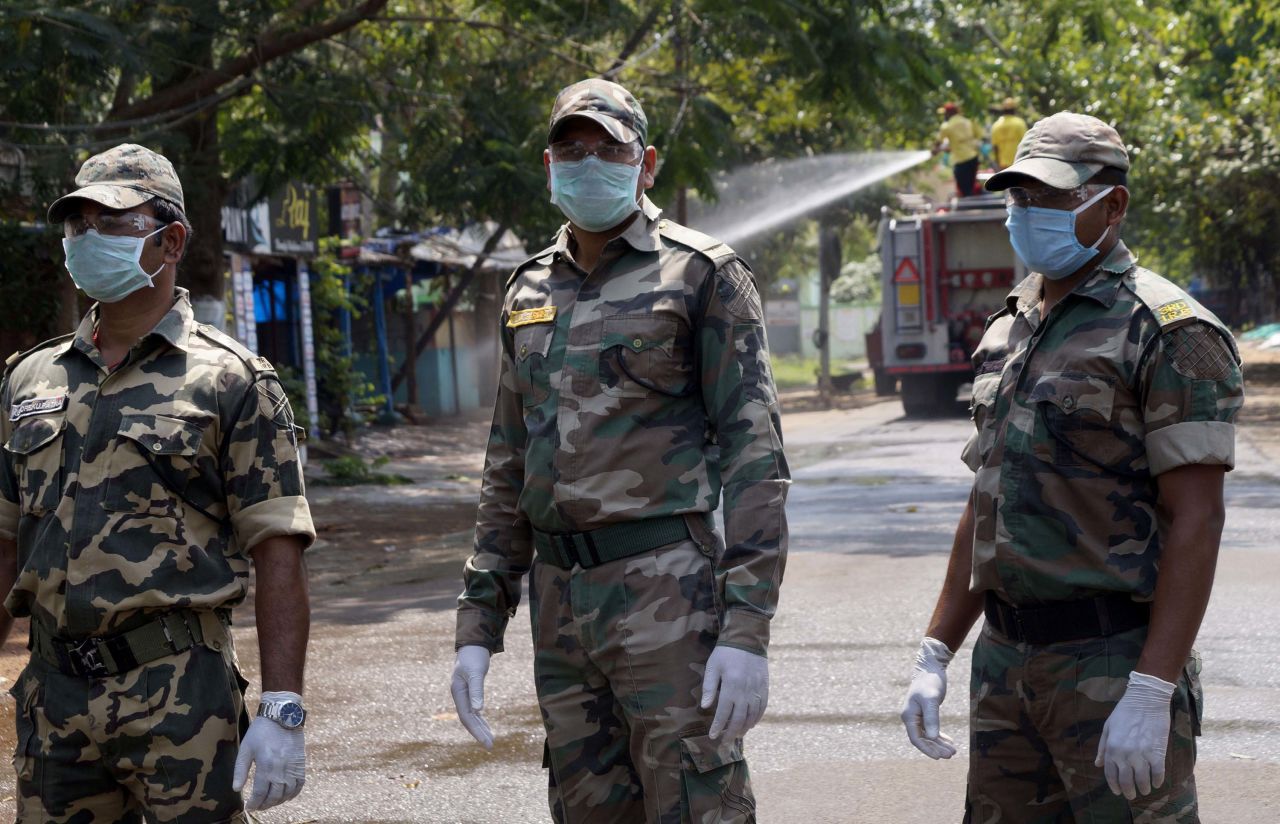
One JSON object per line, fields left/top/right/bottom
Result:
{"left": 104, "top": 413, "right": 210, "bottom": 516}
{"left": 4, "top": 414, "right": 66, "bottom": 516}
{"left": 600, "top": 314, "right": 694, "bottom": 399}
{"left": 970, "top": 371, "right": 1002, "bottom": 465}
{"left": 1029, "top": 372, "right": 1138, "bottom": 474}
{"left": 513, "top": 322, "right": 556, "bottom": 409}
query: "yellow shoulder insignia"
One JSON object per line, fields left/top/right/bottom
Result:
{"left": 507, "top": 306, "right": 557, "bottom": 328}
{"left": 1155, "top": 299, "right": 1193, "bottom": 325}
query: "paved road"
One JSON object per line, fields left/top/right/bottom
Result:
{"left": 2, "top": 401, "right": 1276, "bottom": 821}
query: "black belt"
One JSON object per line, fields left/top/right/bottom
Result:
{"left": 984, "top": 592, "right": 1150, "bottom": 645}
{"left": 29, "top": 610, "right": 229, "bottom": 679}
{"left": 532, "top": 515, "right": 695, "bottom": 570}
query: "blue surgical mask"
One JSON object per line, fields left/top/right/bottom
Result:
{"left": 62, "top": 225, "right": 169, "bottom": 303}
{"left": 1005, "top": 185, "right": 1115, "bottom": 280}
{"left": 549, "top": 156, "right": 642, "bottom": 232}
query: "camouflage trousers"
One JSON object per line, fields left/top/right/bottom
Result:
{"left": 966, "top": 622, "right": 1202, "bottom": 824}
{"left": 11, "top": 630, "right": 251, "bottom": 823}
{"left": 529, "top": 533, "right": 756, "bottom": 824}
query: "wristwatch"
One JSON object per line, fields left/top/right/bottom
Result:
{"left": 257, "top": 697, "right": 307, "bottom": 730}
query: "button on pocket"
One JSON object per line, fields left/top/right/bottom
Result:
{"left": 4, "top": 414, "right": 66, "bottom": 516}
{"left": 104, "top": 413, "right": 208, "bottom": 515}
{"left": 600, "top": 314, "right": 693, "bottom": 398}
{"left": 1028, "top": 372, "right": 1131, "bottom": 472}
{"left": 514, "top": 323, "right": 556, "bottom": 409}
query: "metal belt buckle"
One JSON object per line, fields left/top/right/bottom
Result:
{"left": 69, "top": 637, "right": 109, "bottom": 678}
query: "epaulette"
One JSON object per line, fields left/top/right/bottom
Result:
{"left": 3, "top": 332, "right": 76, "bottom": 379}
{"left": 656, "top": 218, "right": 737, "bottom": 270}
{"left": 1127, "top": 267, "right": 1240, "bottom": 360}
{"left": 505, "top": 243, "right": 558, "bottom": 292}
{"left": 194, "top": 324, "right": 278, "bottom": 376}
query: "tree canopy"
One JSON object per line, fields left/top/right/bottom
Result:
{"left": 3, "top": 0, "right": 1280, "bottom": 327}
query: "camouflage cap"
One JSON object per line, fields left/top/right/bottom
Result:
{"left": 548, "top": 78, "right": 648, "bottom": 146}
{"left": 47, "top": 143, "right": 184, "bottom": 223}
{"left": 987, "top": 112, "right": 1129, "bottom": 191}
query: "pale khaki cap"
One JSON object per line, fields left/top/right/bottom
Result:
{"left": 986, "top": 111, "right": 1128, "bottom": 191}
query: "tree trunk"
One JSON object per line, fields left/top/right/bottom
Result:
{"left": 175, "top": 107, "right": 229, "bottom": 322}
{"left": 817, "top": 219, "right": 841, "bottom": 405}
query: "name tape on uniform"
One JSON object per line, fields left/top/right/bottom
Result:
{"left": 507, "top": 306, "right": 557, "bottom": 328}
{"left": 9, "top": 394, "right": 67, "bottom": 422}
{"left": 1156, "top": 299, "right": 1193, "bottom": 325}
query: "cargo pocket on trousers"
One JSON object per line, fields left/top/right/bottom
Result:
{"left": 680, "top": 733, "right": 755, "bottom": 822}
{"left": 10, "top": 673, "right": 40, "bottom": 784}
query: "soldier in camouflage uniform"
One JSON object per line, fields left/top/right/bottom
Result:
{"left": 0, "top": 144, "right": 316, "bottom": 822}
{"left": 449, "top": 79, "right": 789, "bottom": 823}
{"left": 899, "top": 113, "right": 1243, "bottom": 823}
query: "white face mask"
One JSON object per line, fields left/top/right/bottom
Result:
{"left": 62, "top": 225, "right": 169, "bottom": 303}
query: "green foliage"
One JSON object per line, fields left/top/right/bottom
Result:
{"left": 831, "top": 253, "right": 882, "bottom": 304}
{"left": 0, "top": 223, "right": 64, "bottom": 341}
{"left": 315, "top": 454, "right": 412, "bottom": 486}
{"left": 310, "top": 236, "right": 385, "bottom": 439}
{"left": 934, "top": 0, "right": 1280, "bottom": 321}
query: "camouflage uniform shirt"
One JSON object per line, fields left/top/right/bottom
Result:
{"left": 963, "top": 242, "right": 1243, "bottom": 605}
{"left": 0, "top": 289, "right": 315, "bottom": 638}
{"left": 457, "top": 197, "right": 789, "bottom": 656}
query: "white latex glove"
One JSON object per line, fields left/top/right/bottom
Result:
{"left": 450, "top": 645, "right": 494, "bottom": 749}
{"left": 700, "top": 645, "right": 769, "bottom": 741}
{"left": 901, "top": 637, "right": 958, "bottom": 759}
{"left": 1095, "top": 670, "right": 1176, "bottom": 799}
{"left": 232, "top": 690, "right": 306, "bottom": 811}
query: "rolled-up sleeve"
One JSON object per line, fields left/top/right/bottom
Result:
{"left": 1141, "top": 322, "right": 1244, "bottom": 475}
{"left": 222, "top": 371, "right": 316, "bottom": 553}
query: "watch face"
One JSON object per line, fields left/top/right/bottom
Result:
{"left": 279, "top": 702, "right": 306, "bottom": 729}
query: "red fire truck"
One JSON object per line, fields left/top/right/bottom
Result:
{"left": 868, "top": 193, "right": 1027, "bottom": 416}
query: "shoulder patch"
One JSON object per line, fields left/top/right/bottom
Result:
{"left": 505, "top": 243, "right": 558, "bottom": 292}
{"left": 658, "top": 219, "right": 737, "bottom": 269}
{"left": 717, "top": 262, "right": 763, "bottom": 322}
{"left": 1127, "top": 267, "right": 1241, "bottom": 362}
{"left": 1166, "top": 324, "right": 1237, "bottom": 380}
{"left": 1154, "top": 299, "right": 1194, "bottom": 326}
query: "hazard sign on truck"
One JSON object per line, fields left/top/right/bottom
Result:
{"left": 869, "top": 193, "right": 1027, "bottom": 416}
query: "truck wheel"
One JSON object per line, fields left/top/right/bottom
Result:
{"left": 900, "top": 375, "right": 937, "bottom": 417}
{"left": 874, "top": 369, "right": 897, "bottom": 396}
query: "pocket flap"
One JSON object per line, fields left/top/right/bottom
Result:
{"left": 5, "top": 415, "right": 65, "bottom": 456}
{"left": 1028, "top": 372, "right": 1114, "bottom": 417}
{"left": 118, "top": 413, "right": 205, "bottom": 456}
{"left": 970, "top": 372, "right": 1001, "bottom": 410}
{"left": 514, "top": 323, "right": 554, "bottom": 362}
{"left": 680, "top": 733, "right": 745, "bottom": 774}
{"left": 602, "top": 315, "right": 677, "bottom": 356}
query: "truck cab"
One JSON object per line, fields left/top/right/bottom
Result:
{"left": 871, "top": 193, "right": 1027, "bottom": 416}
